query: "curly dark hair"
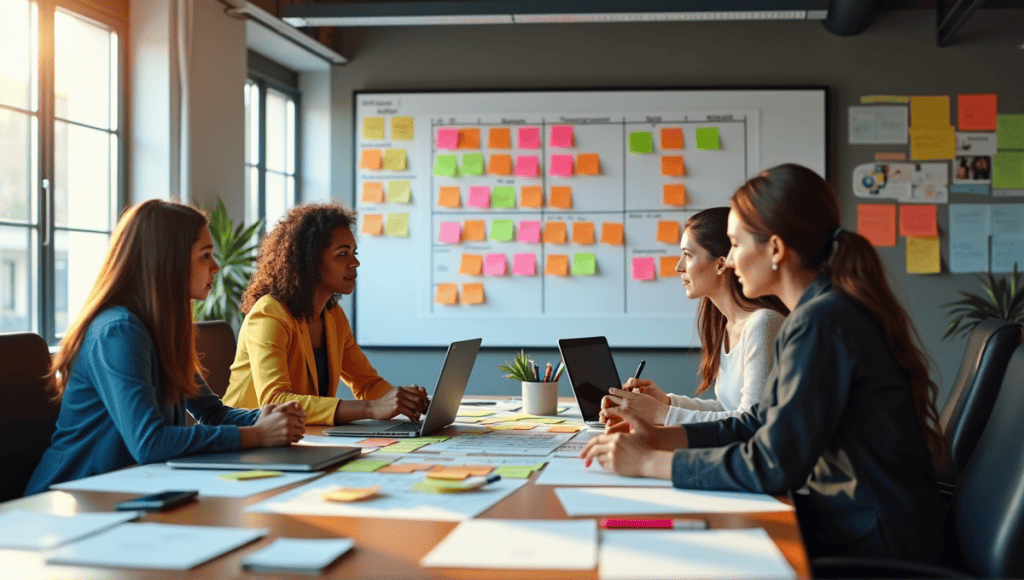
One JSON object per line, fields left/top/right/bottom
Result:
{"left": 241, "top": 202, "right": 357, "bottom": 321}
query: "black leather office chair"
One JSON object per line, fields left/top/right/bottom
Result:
{"left": 0, "top": 332, "right": 60, "bottom": 501}
{"left": 193, "top": 320, "right": 237, "bottom": 398}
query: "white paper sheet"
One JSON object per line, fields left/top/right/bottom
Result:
{"left": 421, "top": 519, "right": 597, "bottom": 569}
{"left": 550, "top": 429, "right": 602, "bottom": 457}
{"left": 599, "top": 529, "right": 796, "bottom": 580}
{"left": 424, "top": 431, "right": 575, "bottom": 456}
{"left": 554, "top": 487, "right": 792, "bottom": 516}
{"left": 242, "top": 538, "right": 355, "bottom": 573}
{"left": 50, "top": 464, "right": 320, "bottom": 498}
{"left": 296, "top": 434, "right": 370, "bottom": 447}
{"left": 0, "top": 510, "right": 141, "bottom": 550}
{"left": 45, "top": 523, "right": 267, "bottom": 570}
{"left": 533, "top": 458, "right": 672, "bottom": 487}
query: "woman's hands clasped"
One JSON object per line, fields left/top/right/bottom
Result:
{"left": 367, "top": 385, "right": 430, "bottom": 421}
{"left": 253, "top": 401, "right": 306, "bottom": 446}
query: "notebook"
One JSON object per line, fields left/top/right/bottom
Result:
{"left": 323, "top": 338, "right": 482, "bottom": 438}
{"left": 557, "top": 336, "right": 622, "bottom": 428}
{"left": 166, "top": 445, "right": 360, "bottom": 472}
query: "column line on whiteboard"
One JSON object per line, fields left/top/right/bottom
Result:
{"left": 540, "top": 117, "right": 547, "bottom": 315}
{"left": 622, "top": 116, "right": 628, "bottom": 315}
{"left": 430, "top": 116, "right": 436, "bottom": 315}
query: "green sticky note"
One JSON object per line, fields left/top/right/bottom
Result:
{"left": 998, "top": 115, "right": 1024, "bottom": 150}
{"left": 218, "top": 470, "right": 282, "bottom": 481}
{"left": 386, "top": 180, "right": 411, "bottom": 203}
{"left": 572, "top": 252, "right": 597, "bottom": 275}
{"left": 407, "top": 435, "right": 451, "bottom": 443}
{"left": 490, "top": 219, "right": 514, "bottom": 241}
{"left": 433, "top": 154, "right": 458, "bottom": 177}
{"left": 695, "top": 127, "right": 721, "bottom": 150}
{"left": 494, "top": 466, "right": 534, "bottom": 479}
{"left": 461, "top": 153, "right": 485, "bottom": 175}
{"left": 530, "top": 417, "right": 565, "bottom": 424}
{"left": 557, "top": 406, "right": 568, "bottom": 413}
{"left": 338, "top": 459, "right": 393, "bottom": 472}
{"left": 492, "top": 186, "right": 516, "bottom": 209}
{"left": 993, "top": 151, "right": 1024, "bottom": 189}
{"left": 628, "top": 131, "right": 653, "bottom": 154}
{"left": 385, "top": 213, "right": 409, "bottom": 237}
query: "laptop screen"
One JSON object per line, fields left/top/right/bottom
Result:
{"left": 557, "top": 336, "right": 622, "bottom": 423}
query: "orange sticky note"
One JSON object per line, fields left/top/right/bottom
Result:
{"left": 958, "top": 94, "right": 998, "bottom": 131}
{"left": 459, "top": 254, "right": 483, "bottom": 275}
{"left": 550, "top": 186, "right": 573, "bottom": 209}
{"left": 488, "top": 127, "right": 511, "bottom": 149}
{"left": 572, "top": 222, "right": 595, "bottom": 245}
{"left": 521, "top": 186, "right": 543, "bottom": 208}
{"left": 544, "top": 221, "right": 567, "bottom": 244}
{"left": 435, "top": 284, "right": 458, "bottom": 305}
{"left": 663, "top": 184, "right": 687, "bottom": 206}
{"left": 549, "top": 425, "right": 583, "bottom": 433}
{"left": 462, "top": 283, "right": 484, "bottom": 305}
{"left": 577, "top": 153, "right": 600, "bottom": 175}
{"left": 661, "top": 128, "right": 684, "bottom": 149}
{"left": 488, "top": 155, "right": 512, "bottom": 176}
{"left": 656, "top": 221, "right": 680, "bottom": 244}
{"left": 361, "top": 214, "right": 383, "bottom": 235}
{"left": 660, "top": 255, "right": 679, "bottom": 277}
{"left": 458, "top": 128, "right": 480, "bottom": 149}
{"left": 857, "top": 204, "right": 897, "bottom": 247}
{"left": 463, "top": 220, "right": 486, "bottom": 242}
{"left": 361, "top": 182, "right": 384, "bottom": 203}
{"left": 426, "top": 471, "right": 470, "bottom": 481}
{"left": 358, "top": 149, "right": 382, "bottom": 170}
{"left": 438, "top": 186, "right": 461, "bottom": 208}
{"left": 546, "top": 254, "right": 569, "bottom": 276}
{"left": 661, "top": 156, "right": 686, "bottom": 176}
{"left": 601, "top": 222, "right": 623, "bottom": 245}
{"left": 899, "top": 205, "right": 938, "bottom": 237}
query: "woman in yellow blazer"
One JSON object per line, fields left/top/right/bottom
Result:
{"left": 223, "top": 203, "right": 429, "bottom": 425}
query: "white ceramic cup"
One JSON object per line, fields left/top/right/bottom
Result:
{"left": 521, "top": 381, "right": 558, "bottom": 415}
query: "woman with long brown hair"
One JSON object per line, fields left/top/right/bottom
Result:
{"left": 599, "top": 207, "right": 788, "bottom": 426}
{"left": 584, "top": 164, "right": 944, "bottom": 561}
{"left": 25, "top": 200, "right": 305, "bottom": 496}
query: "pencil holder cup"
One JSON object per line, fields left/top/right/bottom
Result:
{"left": 521, "top": 380, "right": 558, "bottom": 415}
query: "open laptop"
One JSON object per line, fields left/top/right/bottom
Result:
{"left": 322, "top": 338, "right": 482, "bottom": 438}
{"left": 557, "top": 336, "right": 623, "bottom": 428}
{"left": 167, "top": 445, "right": 360, "bottom": 472}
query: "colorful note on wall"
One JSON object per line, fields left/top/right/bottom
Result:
{"left": 513, "top": 253, "right": 537, "bottom": 276}
{"left": 460, "top": 254, "right": 483, "bottom": 275}
{"left": 661, "top": 156, "right": 685, "bottom": 176}
{"left": 433, "top": 155, "right": 457, "bottom": 176}
{"left": 550, "top": 125, "right": 573, "bottom": 148}
{"left": 462, "top": 283, "right": 484, "bottom": 304}
{"left": 550, "top": 187, "right": 572, "bottom": 209}
{"left": 363, "top": 117, "right": 385, "bottom": 140}
{"left": 488, "top": 128, "right": 511, "bottom": 149}
{"left": 628, "top": 132, "right": 653, "bottom": 154}
{"left": 910, "top": 95, "right": 950, "bottom": 126}
{"left": 362, "top": 182, "right": 384, "bottom": 204}
{"left": 572, "top": 222, "right": 595, "bottom": 245}
{"left": 490, "top": 220, "right": 514, "bottom": 242}
{"left": 386, "top": 180, "right": 411, "bottom": 204}
{"left": 484, "top": 254, "right": 506, "bottom": 276}
{"left": 663, "top": 184, "right": 686, "bottom": 206}
{"left": 695, "top": 127, "right": 720, "bottom": 150}
{"left": 660, "top": 256, "right": 678, "bottom": 278}
{"left": 661, "top": 128, "right": 684, "bottom": 149}
{"left": 997, "top": 115, "right": 1024, "bottom": 150}
{"left": 435, "top": 284, "right": 457, "bottom": 305}
{"left": 957, "top": 94, "right": 997, "bottom": 131}
{"left": 492, "top": 187, "right": 516, "bottom": 209}
{"left": 359, "top": 149, "right": 382, "bottom": 170}
{"left": 391, "top": 116, "right": 413, "bottom": 140}
{"left": 572, "top": 253, "right": 597, "bottom": 275}
{"left": 463, "top": 220, "right": 486, "bottom": 242}
{"left": 546, "top": 255, "right": 569, "bottom": 276}
{"left": 544, "top": 221, "right": 567, "bottom": 244}
{"left": 458, "top": 128, "right": 480, "bottom": 149}
{"left": 438, "top": 186, "right": 461, "bottom": 208}
{"left": 383, "top": 149, "right": 407, "bottom": 171}
{"left": 436, "top": 128, "right": 459, "bottom": 150}
{"left": 385, "top": 213, "right": 409, "bottom": 237}
{"left": 857, "top": 204, "right": 896, "bottom": 247}
{"left": 550, "top": 155, "right": 574, "bottom": 177}
{"left": 993, "top": 151, "right": 1024, "bottom": 189}
{"left": 656, "top": 221, "right": 680, "bottom": 244}
{"left": 906, "top": 236, "right": 940, "bottom": 274}
{"left": 600, "top": 223, "right": 623, "bottom": 246}
{"left": 518, "top": 221, "right": 542, "bottom": 244}
{"left": 521, "top": 186, "right": 543, "bottom": 208}
{"left": 488, "top": 155, "right": 512, "bottom": 176}
{"left": 577, "top": 153, "right": 600, "bottom": 176}
{"left": 899, "top": 205, "right": 938, "bottom": 237}
{"left": 516, "top": 156, "right": 539, "bottom": 178}
{"left": 468, "top": 186, "right": 491, "bottom": 208}
{"left": 631, "top": 257, "right": 655, "bottom": 281}
{"left": 518, "top": 127, "right": 541, "bottom": 149}
{"left": 438, "top": 222, "right": 461, "bottom": 244}
{"left": 361, "top": 214, "right": 383, "bottom": 236}
{"left": 461, "top": 153, "right": 484, "bottom": 175}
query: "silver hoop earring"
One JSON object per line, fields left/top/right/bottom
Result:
{"left": 771, "top": 262, "right": 778, "bottom": 271}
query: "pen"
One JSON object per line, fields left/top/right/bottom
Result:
{"left": 543, "top": 362, "right": 553, "bottom": 382}
{"left": 552, "top": 360, "right": 565, "bottom": 382}
{"left": 460, "top": 473, "right": 502, "bottom": 490}
{"left": 460, "top": 401, "right": 497, "bottom": 406}
{"left": 633, "top": 360, "right": 646, "bottom": 380}
{"left": 599, "top": 518, "right": 708, "bottom": 530}
{"left": 534, "top": 364, "right": 540, "bottom": 382}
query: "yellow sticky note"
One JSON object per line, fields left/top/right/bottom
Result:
{"left": 462, "top": 283, "right": 484, "bottom": 305}
{"left": 435, "top": 284, "right": 458, "bottom": 305}
{"left": 550, "top": 186, "right": 573, "bottom": 209}
{"left": 546, "top": 254, "right": 569, "bottom": 276}
{"left": 459, "top": 254, "right": 482, "bottom": 275}
{"left": 488, "top": 127, "right": 511, "bottom": 149}
{"left": 577, "top": 153, "right": 601, "bottom": 175}
{"left": 909, "top": 126, "right": 955, "bottom": 160}
{"left": 488, "top": 154, "right": 512, "bottom": 176}
{"left": 661, "top": 127, "right": 684, "bottom": 149}
{"left": 521, "top": 186, "right": 543, "bottom": 208}
{"left": 383, "top": 149, "right": 407, "bottom": 171}
{"left": 385, "top": 213, "right": 409, "bottom": 237}
{"left": 458, "top": 128, "right": 481, "bottom": 149}
{"left": 661, "top": 156, "right": 686, "bottom": 176}
{"left": 660, "top": 255, "right": 679, "bottom": 277}
{"left": 572, "top": 222, "right": 595, "bottom": 245}
{"left": 426, "top": 471, "right": 470, "bottom": 481}
{"left": 906, "top": 236, "right": 940, "bottom": 274}
{"left": 601, "top": 222, "right": 624, "bottom": 245}
{"left": 391, "top": 116, "right": 413, "bottom": 140}
{"left": 361, "top": 214, "right": 383, "bottom": 235}
{"left": 663, "top": 184, "right": 687, "bottom": 206}
{"left": 218, "top": 470, "right": 282, "bottom": 481}
{"left": 549, "top": 425, "right": 583, "bottom": 433}
{"left": 543, "top": 221, "right": 567, "bottom": 244}
{"left": 323, "top": 485, "right": 381, "bottom": 502}
{"left": 363, "top": 117, "right": 385, "bottom": 140}
{"left": 361, "top": 182, "right": 384, "bottom": 204}
{"left": 656, "top": 221, "right": 680, "bottom": 244}
{"left": 358, "top": 149, "right": 382, "bottom": 170}
{"left": 910, "top": 95, "right": 950, "bottom": 127}
{"left": 386, "top": 180, "right": 411, "bottom": 204}
{"left": 463, "top": 220, "right": 486, "bottom": 242}
{"left": 438, "top": 186, "right": 461, "bottom": 208}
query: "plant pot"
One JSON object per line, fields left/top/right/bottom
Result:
{"left": 521, "top": 381, "right": 558, "bottom": 415}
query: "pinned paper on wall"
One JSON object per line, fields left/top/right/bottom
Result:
{"left": 435, "top": 284, "right": 458, "bottom": 305}
{"left": 468, "top": 186, "right": 491, "bottom": 208}
{"left": 550, "top": 125, "right": 574, "bottom": 148}
{"left": 438, "top": 222, "right": 461, "bottom": 244}
{"left": 518, "top": 221, "right": 542, "bottom": 244}
{"left": 661, "top": 127, "right": 684, "bottom": 149}
{"left": 663, "top": 184, "right": 686, "bottom": 206}
{"left": 490, "top": 220, "right": 515, "bottom": 242}
{"left": 458, "top": 128, "right": 480, "bottom": 149}
{"left": 950, "top": 239, "right": 989, "bottom": 274}
{"left": 857, "top": 204, "right": 897, "bottom": 247}
{"left": 488, "top": 155, "right": 513, "bottom": 176}
{"left": 656, "top": 221, "right": 680, "bottom": 244}
{"left": 433, "top": 155, "right": 458, "bottom": 177}
{"left": 572, "top": 253, "right": 597, "bottom": 276}
{"left": 484, "top": 254, "right": 507, "bottom": 276}
{"left": 550, "top": 187, "right": 573, "bottom": 209}
{"left": 386, "top": 180, "right": 411, "bottom": 204}
{"left": 492, "top": 187, "right": 516, "bottom": 209}
{"left": 363, "top": 117, "right": 385, "bottom": 140}
{"left": 906, "top": 236, "right": 941, "bottom": 274}
{"left": 991, "top": 204, "right": 1024, "bottom": 237}
{"left": 544, "top": 221, "right": 567, "bottom": 244}
{"left": 392, "top": 116, "right": 413, "bottom": 140}
{"left": 550, "top": 155, "right": 574, "bottom": 177}
{"left": 661, "top": 156, "right": 685, "bottom": 176}
{"left": 546, "top": 254, "right": 569, "bottom": 276}
{"left": 361, "top": 182, "right": 384, "bottom": 204}
{"left": 488, "top": 128, "right": 511, "bottom": 149}
{"left": 383, "top": 149, "right": 407, "bottom": 171}
{"left": 361, "top": 214, "right": 383, "bottom": 236}
{"left": 899, "top": 205, "right": 938, "bottom": 237}
{"left": 463, "top": 220, "right": 486, "bottom": 242}
{"left": 631, "top": 257, "right": 656, "bottom": 281}
{"left": 572, "top": 222, "right": 595, "bottom": 245}
{"left": 601, "top": 222, "right": 624, "bottom": 246}
{"left": 909, "top": 125, "right": 955, "bottom": 160}
{"left": 438, "top": 186, "right": 461, "bottom": 208}
{"left": 958, "top": 94, "right": 998, "bottom": 131}
{"left": 359, "top": 149, "right": 382, "bottom": 170}
{"left": 993, "top": 151, "right": 1024, "bottom": 190}
{"left": 461, "top": 153, "right": 485, "bottom": 175}
{"left": 910, "top": 95, "right": 950, "bottom": 126}
{"left": 997, "top": 115, "right": 1024, "bottom": 150}
{"left": 385, "top": 213, "right": 409, "bottom": 237}
{"left": 516, "top": 156, "right": 539, "bottom": 178}
{"left": 949, "top": 203, "right": 992, "bottom": 239}
{"left": 459, "top": 254, "right": 483, "bottom": 275}
{"left": 462, "top": 283, "right": 484, "bottom": 304}
{"left": 577, "top": 153, "right": 600, "bottom": 175}
{"left": 513, "top": 253, "right": 537, "bottom": 276}
{"left": 628, "top": 132, "right": 653, "bottom": 154}
{"left": 518, "top": 127, "right": 541, "bottom": 149}
{"left": 660, "top": 256, "right": 678, "bottom": 278}
{"left": 991, "top": 238, "right": 1024, "bottom": 273}
{"left": 521, "top": 186, "right": 543, "bottom": 208}
{"left": 848, "top": 106, "right": 909, "bottom": 144}
{"left": 436, "top": 128, "right": 459, "bottom": 150}
{"left": 695, "top": 127, "right": 721, "bottom": 150}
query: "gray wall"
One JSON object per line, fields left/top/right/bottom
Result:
{"left": 328, "top": 10, "right": 1024, "bottom": 403}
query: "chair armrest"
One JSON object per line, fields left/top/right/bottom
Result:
{"left": 811, "top": 556, "right": 971, "bottom": 579}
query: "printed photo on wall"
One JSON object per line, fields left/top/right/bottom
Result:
{"left": 852, "top": 162, "right": 949, "bottom": 203}
{"left": 952, "top": 132, "right": 995, "bottom": 194}
{"left": 910, "top": 163, "right": 949, "bottom": 204}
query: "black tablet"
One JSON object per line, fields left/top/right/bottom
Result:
{"left": 557, "top": 336, "right": 622, "bottom": 427}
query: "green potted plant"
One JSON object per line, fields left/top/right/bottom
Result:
{"left": 192, "top": 199, "right": 263, "bottom": 328}
{"left": 499, "top": 351, "right": 559, "bottom": 415}
{"left": 943, "top": 265, "right": 1024, "bottom": 339}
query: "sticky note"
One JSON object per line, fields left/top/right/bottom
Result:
{"left": 490, "top": 219, "right": 514, "bottom": 242}
{"left": 513, "top": 253, "right": 537, "bottom": 276}
{"left": 661, "top": 156, "right": 685, "bottom": 176}
{"left": 438, "top": 221, "right": 461, "bottom": 244}
{"left": 572, "top": 221, "right": 595, "bottom": 245}
{"left": 493, "top": 466, "right": 534, "bottom": 479}
{"left": 462, "top": 283, "right": 484, "bottom": 305}
{"left": 548, "top": 425, "right": 583, "bottom": 433}
{"left": 492, "top": 186, "right": 516, "bottom": 209}
{"left": 435, "top": 284, "right": 458, "bottom": 305}
{"left": 577, "top": 153, "right": 600, "bottom": 175}
{"left": 338, "top": 459, "right": 392, "bottom": 472}
{"left": 391, "top": 116, "right": 413, "bottom": 140}
{"left": 572, "top": 253, "right": 597, "bottom": 275}
{"left": 433, "top": 154, "right": 458, "bottom": 176}
{"left": 544, "top": 221, "right": 567, "bottom": 244}
{"left": 488, "top": 127, "right": 511, "bottom": 149}
{"left": 323, "top": 486, "right": 381, "bottom": 502}
{"left": 958, "top": 94, "right": 998, "bottom": 131}
{"left": 438, "top": 186, "right": 460, "bottom": 208}
{"left": 857, "top": 204, "right": 897, "bottom": 247}
{"left": 463, "top": 220, "right": 485, "bottom": 241}
{"left": 386, "top": 180, "right": 411, "bottom": 203}
{"left": 546, "top": 254, "right": 569, "bottom": 276}
{"left": 663, "top": 184, "right": 687, "bottom": 206}
{"left": 483, "top": 254, "right": 506, "bottom": 276}
{"left": 993, "top": 151, "right": 1024, "bottom": 189}
{"left": 361, "top": 182, "right": 384, "bottom": 204}
{"left": 518, "top": 126, "right": 541, "bottom": 149}
{"left": 695, "top": 127, "right": 721, "bottom": 150}
{"left": 436, "top": 128, "right": 459, "bottom": 150}
{"left": 458, "top": 128, "right": 480, "bottom": 149}
{"left": 378, "top": 463, "right": 435, "bottom": 473}
{"left": 661, "top": 127, "right": 684, "bottom": 149}
{"left": 468, "top": 186, "right": 491, "bottom": 208}
{"left": 488, "top": 154, "right": 512, "bottom": 176}
{"left": 660, "top": 255, "right": 678, "bottom": 277}
{"left": 363, "top": 117, "right": 384, "bottom": 140}
{"left": 518, "top": 220, "right": 542, "bottom": 243}
{"left": 909, "top": 125, "right": 955, "bottom": 160}
{"left": 383, "top": 149, "right": 406, "bottom": 171}
{"left": 656, "top": 220, "right": 680, "bottom": 244}
{"left": 910, "top": 95, "right": 950, "bottom": 126}
{"left": 632, "top": 257, "right": 656, "bottom": 281}
{"left": 550, "top": 155, "right": 574, "bottom": 176}
{"left": 516, "top": 155, "right": 539, "bottom": 177}
{"left": 426, "top": 471, "right": 470, "bottom": 481}
{"left": 601, "top": 222, "right": 623, "bottom": 245}
{"left": 461, "top": 153, "right": 485, "bottom": 175}
{"left": 357, "top": 438, "right": 399, "bottom": 447}
{"left": 361, "top": 214, "right": 382, "bottom": 235}
{"left": 521, "top": 186, "right": 543, "bottom": 208}
{"left": 907, "top": 236, "right": 941, "bottom": 274}
{"left": 550, "top": 125, "right": 573, "bottom": 148}
{"left": 899, "top": 205, "right": 938, "bottom": 237}
{"left": 550, "top": 186, "right": 572, "bottom": 209}
{"left": 861, "top": 95, "right": 910, "bottom": 104}
{"left": 385, "top": 213, "right": 409, "bottom": 237}
{"left": 459, "top": 254, "right": 482, "bottom": 275}
{"left": 219, "top": 470, "right": 282, "bottom": 481}
{"left": 629, "top": 132, "right": 653, "bottom": 154}
{"left": 998, "top": 115, "right": 1024, "bottom": 150}
{"left": 359, "top": 149, "right": 382, "bottom": 170}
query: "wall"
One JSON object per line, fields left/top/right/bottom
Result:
{"left": 329, "top": 10, "right": 1024, "bottom": 403}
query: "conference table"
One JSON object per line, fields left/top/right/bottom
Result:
{"left": 2, "top": 400, "right": 811, "bottom": 579}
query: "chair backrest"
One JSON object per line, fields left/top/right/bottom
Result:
{"left": 938, "top": 319, "right": 1023, "bottom": 485}
{"left": 953, "top": 343, "right": 1024, "bottom": 578}
{"left": 0, "top": 332, "right": 60, "bottom": 501}
{"left": 193, "top": 320, "right": 237, "bottom": 398}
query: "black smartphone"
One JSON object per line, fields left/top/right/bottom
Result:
{"left": 114, "top": 490, "right": 198, "bottom": 511}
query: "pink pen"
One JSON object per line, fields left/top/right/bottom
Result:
{"left": 599, "top": 518, "right": 708, "bottom": 530}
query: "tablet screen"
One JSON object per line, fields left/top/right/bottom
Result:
{"left": 557, "top": 337, "right": 622, "bottom": 423}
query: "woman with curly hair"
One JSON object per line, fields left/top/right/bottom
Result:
{"left": 223, "top": 202, "right": 429, "bottom": 425}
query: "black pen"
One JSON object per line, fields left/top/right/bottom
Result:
{"left": 633, "top": 360, "right": 646, "bottom": 380}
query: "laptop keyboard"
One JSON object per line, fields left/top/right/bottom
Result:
{"left": 381, "top": 422, "right": 422, "bottom": 433}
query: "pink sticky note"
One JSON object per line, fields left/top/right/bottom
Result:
{"left": 436, "top": 128, "right": 459, "bottom": 150}
{"left": 550, "top": 155, "right": 574, "bottom": 177}
{"left": 631, "top": 257, "right": 656, "bottom": 281}
{"left": 438, "top": 222, "right": 461, "bottom": 244}
{"left": 518, "top": 127, "right": 541, "bottom": 149}
{"left": 468, "top": 186, "right": 491, "bottom": 208}
{"left": 484, "top": 253, "right": 507, "bottom": 276}
{"left": 515, "top": 156, "right": 539, "bottom": 178}
{"left": 550, "top": 125, "right": 573, "bottom": 148}
{"left": 513, "top": 253, "right": 537, "bottom": 276}
{"left": 518, "top": 220, "right": 542, "bottom": 243}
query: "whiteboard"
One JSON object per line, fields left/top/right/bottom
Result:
{"left": 352, "top": 88, "right": 827, "bottom": 347}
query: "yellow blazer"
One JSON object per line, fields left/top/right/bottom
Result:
{"left": 223, "top": 295, "right": 393, "bottom": 424}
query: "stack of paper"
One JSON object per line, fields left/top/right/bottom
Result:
{"left": 421, "top": 519, "right": 597, "bottom": 569}
{"left": 242, "top": 538, "right": 355, "bottom": 574}
{"left": 0, "top": 510, "right": 141, "bottom": 550}
{"left": 555, "top": 487, "right": 793, "bottom": 516}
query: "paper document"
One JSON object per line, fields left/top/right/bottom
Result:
{"left": 0, "top": 510, "right": 141, "bottom": 550}
{"left": 297, "top": 434, "right": 370, "bottom": 447}
{"left": 555, "top": 487, "right": 792, "bottom": 516}
{"left": 551, "top": 429, "right": 601, "bottom": 457}
{"left": 425, "top": 431, "right": 574, "bottom": 456}
{"left": 534, "top": 458, "right": 672, "bottom": 487}
{"left": 422, "top": 519, "right": 597, "bottom": 569}
{"left": 50, "top": 464, "right": 320, "bottom": 498}
{"left": 242, "top": 538, "right": 355, "bottom": 574}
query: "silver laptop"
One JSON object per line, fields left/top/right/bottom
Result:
{"left": 557, "top": 336, "right": 622, "bottom": 428}
{"left": 166, "top": 445, "right": 360, "bottom": 471}
{"left": 323, "top": 338, "right": 482, "bottom": 438}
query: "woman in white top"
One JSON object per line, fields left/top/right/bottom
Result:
{"left": 600, "top": 207, "right": 788, "bottom": 426}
